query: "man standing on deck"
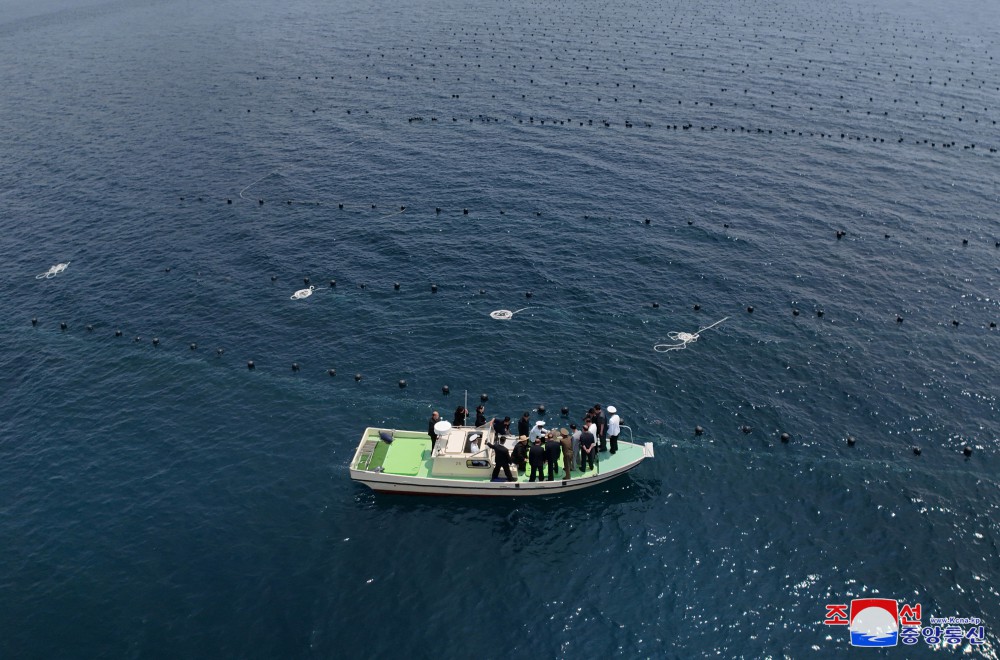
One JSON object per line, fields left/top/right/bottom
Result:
{"left": 486, "top": 438, "right": 515, "bottom": 482}
{"left": 544, "top": 431, "right": 562, "bottom": 481}
{"left": 528, "top": 420, "right": 546, "bottom": 443}
{"left": 593, "top": 404, "right": 607, "bottom": 452}
{"left": 579, "top": 424, "right": 596, "bottom": 472}
{"left": 428, "top": 410, "right": 441, "bottom": 449}
{"left": 606, "top": 406, "right": 621, "bottom": 455}
{"left": 528, "top": 437, "right": 546, "bottom": 482}
{"left": 570, "top": 423, "right": 582, "bottom": 471}
{"left": 559, "top": 428, "right": 573, "bottom": 479}
{"left": 517, "top": 411, "right": 531, "bottom": 438}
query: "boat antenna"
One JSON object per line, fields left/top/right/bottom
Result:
{"left": 464, "top": 390, "right": 468, "bottom": 418}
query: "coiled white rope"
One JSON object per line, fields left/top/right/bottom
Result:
{"left": 290, "top": 285, "right": 316, "bottom": 300}
{"left": 654, "top": 316, "right": 729, "bottom": 352}
{"left": 490, "top": 307, "right": 531, "bottom": 320}
{"left": 36, "top": 262, "right": 70, "bottom": 279}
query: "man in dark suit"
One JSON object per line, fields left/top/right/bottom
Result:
{"left": 528, "top": 438, "right": 546, "bottom": 482}
{"left": 517, "top": 411, "right": 531, "bottom": 438}
{"left": 579, "top": 426, "right": 596, "bottom": 471}
{"left": 428, "top": 410, "right": 441, "bottom": 449}
{"left": 486, "top": 439, "right": 515, "bottom": 481}
{"left": 544, "top": 432, "right": 562, "bottom": 481}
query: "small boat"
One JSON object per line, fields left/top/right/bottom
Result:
{"left": 349, "top": 421, "right": 654, "bottom": 496}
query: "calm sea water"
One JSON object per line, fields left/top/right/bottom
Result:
{"left": 1, "top": 0, "right": 997, "bottom": 657}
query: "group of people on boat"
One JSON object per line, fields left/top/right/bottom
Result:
{"left": 428, "top": 404, "right": 623, "bottom": 482}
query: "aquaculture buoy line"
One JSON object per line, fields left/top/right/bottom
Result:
{"left": 24, "top": 313, "right": 987, "bottom": 460}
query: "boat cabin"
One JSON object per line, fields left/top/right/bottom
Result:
{"left": 431, "top": 425, "right": 508, "bottom": 478}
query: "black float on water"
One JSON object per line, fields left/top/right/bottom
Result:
{"left": 847, "top": 436, "right": 856, "bottom": 447}
{"left": 442, "top": 385, "right": 450, "bottom": 394}
{"left": 115, "top": 329, "right": 122, "bottom": 337}
{"left": 792, "top": 309, "right": 800, "bottom": 316}
{"left": 695, "top": 426, "right": 704, "bottom": 436}
{"left": 399, "top": 380, "right": 406, "bottom": 388}
{"left": 561, "top": 406, "right": 569, "bottom": 416}
{"left": 480, "top": 393, "right": 489, "bottom": 402}
{"left": 741, "top": 425, "right": 752, "bottom": 434}
{"left": 537, "top": 405, "right": 546, "bottom": 415}
{"left": 525, "top": 292, "right": 532, "bottom": 299}
{"left": 693, "top": 304, "right": 701, "bottom": 311}
{"left": 328, "top": 369, "right": 336, "bottom": 377}
{"left": 330, "top": 280, "right": 336, "bottom": 288}
{"left": 817, "top": 310, "right": 824, "bottom": 318}
{"left": 292, "top": 363, "right": 300, "bottom": 372}
{"left": 354, "top": 373, "right": 362, "bottom": 381}
{"left": 271, "top": 275, "right": 277, "bottom": 282}
{"left": 247, "top": 361, "right": 255, "bottom": 370}
{"left": 394, "top": 282, "right": 400, "bottom": 290}
{"left": 86, "top": 325, "right": 93, "bottom": 332}
{"left": 747, "top": 306, "right": 754, "bottom": 313}
{"left": 431, "top": 284, "right": 438, "bottom": 293}
{"left": 190, "top": 343, "right": 197, "bottom": 350}
{"left": 60, "top": 322, "right": 67, "bottom": 331}
{"left": 780, "top": 432, "right": 791, "bottom": 443}
{"left": 913, "top": 446, "right": 921, "bottom": 456}
{"left": 32, "top": 317, "right": 38, "bottom": 326}
{"left": 152, "top": 338, "right": 159, "bottom": 347}
{"left": 303, "top": 277, "right": 310, "bottom": 286}
{"left": 217, "top": 348, "right": 224, "bottom": 356}
{"left": 963, "top": 446, "right": 972, "bottom": 457}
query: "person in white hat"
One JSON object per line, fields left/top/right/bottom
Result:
{"left": 606, "top": 406, "right": 622, "bottom": 454}
{"left": 528, "top": 419, "right": 546, "bottom": 443}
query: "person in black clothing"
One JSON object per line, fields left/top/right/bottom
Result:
{"left": 579, "top": 427, "right": 596, "bottom": 471}
{"left": 544, "top": 432, "right": 562, "bottom": 481}
{"left": 528, "top": 438, "right": 547, "bottom": 482}
{"left": 428, "top": 410, "right": 441, "bottom": 448}
{"left": 511, "top": 436, "right": 529, "bottom": 477}
{"left": 486, "top": 439, "right": 515, "bottom": 481}
{"left": 492, "top": 415, "right": 511, "bottom": 437}
{"left": 453, "top": 406, "right": 468, "bottom": 427}
{"left": 593, "top": 404, "right": 607, "bottom": 452}
{"left": 517, "top": 411, "right": 531, "bottom": 438}
{"left": 474, "top": 404, "right": 487, "bottom": 427}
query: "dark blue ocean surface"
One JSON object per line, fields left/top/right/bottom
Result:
{"left": 1, "top": 0, "right": 997, "bottom": 656}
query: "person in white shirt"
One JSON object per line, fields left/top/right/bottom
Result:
{"left": 606, "top": 406, "right": 622, "bottom": 454}
{"left": 528, "top": 420, "right": 546, "bottom": 443}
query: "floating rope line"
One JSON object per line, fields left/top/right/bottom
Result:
{"left": 654, "top": 316, "right": 729, "bottom": 352}
{"left": 290, "top": 285, "right": 316, "bottom": 300}
{"left": 36, "top": 262, "right": 70, "bottom": 279}
{"left": 239, "top": 136, "right": 367, "bottom": 203}
{"left": 490, "top": 307, "right": 531, "bottom": 320}
{"left": 239, "top": 170, "right": 280, "bottom": 199}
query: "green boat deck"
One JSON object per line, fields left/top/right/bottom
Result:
{"left": 355, "top": 429, "right": 644, "bottom": 481}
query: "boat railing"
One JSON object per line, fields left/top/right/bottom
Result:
{"left": 621, "top": 424, "right": 634, "bottom": 444}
